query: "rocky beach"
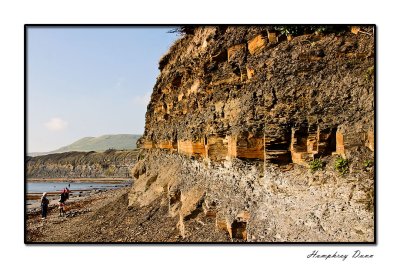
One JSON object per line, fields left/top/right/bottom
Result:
{"left": 26, "top": 184, "right": 230, "bottom": 243}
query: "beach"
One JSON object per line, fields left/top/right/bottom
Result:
{"left": 25, "top": 183, "right": 230, "bottom": 243}
{"left": 26, "top": 178, "right": 131, "bottom": 207}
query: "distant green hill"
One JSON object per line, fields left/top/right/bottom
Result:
{"left": 29, "top": 134, "right": 141, "bottom": 156}
{"left": 51, "top": 134, "right": 141, "bottom": 153}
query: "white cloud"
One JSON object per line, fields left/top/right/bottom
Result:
{"left": 133, "top": 92, "right": 151, "bottom": 106}
{"left": 44, "top": 117, "right": 68, "bottom": 131}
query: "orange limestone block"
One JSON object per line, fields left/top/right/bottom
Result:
{"left": 142, "top": 141, "right": 155, "bottom": 149}
{"left": 336, "top": 131, "right": 345, "bottom": 156}
{"left": 248, "top": 34, "right": 266, "bottom": 55}
{"left": 177, "top": 139, "right": 206, "bottom": 158}
{"left": 157, "top": 140, "right": 176, "bottom": 150}
{"left": 267, "top": 31, "right": 277, "bottom": 43}
{"left": 366, "top": 130, "right": 374, "bottom": 151}
{"left": 228, "top": 136, "right": 264, "bottom": 160}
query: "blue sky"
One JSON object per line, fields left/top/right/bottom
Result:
{"left": 27, "top": 27, "right": 178, "bottom": 152}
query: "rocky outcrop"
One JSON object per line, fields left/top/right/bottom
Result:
{"left": 130, "top": 26, "right": 375, "bottom": 242}
{"left": 27, "top": 150, "right": 138, "bottom": 178}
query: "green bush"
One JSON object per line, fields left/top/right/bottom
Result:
{"left": 309, "top": 158, "right": 324, "bottom": 173}
{"left": 309, "top": 26, "right": 348, "bottom": 34}
{"left": 274, "top": 26, "right": 302, "bottom": 36}
{"left": 335, "top": 156, "right": 349, "bottom": 176}
{"left": 273, "top": 25, "right": 348, "bottom": 37}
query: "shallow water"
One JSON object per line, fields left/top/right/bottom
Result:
{"left": 27, "top": 181, "right": 130, "bottom": 193}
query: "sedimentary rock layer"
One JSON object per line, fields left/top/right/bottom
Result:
{"left": 138, "top": 26, "right": 374, "bottom": 164}
{"left": 130, "top": 26, "right": 375, "bottom": 242}
{"left": 27, "top": 150, "right": 138, "bottom": 178}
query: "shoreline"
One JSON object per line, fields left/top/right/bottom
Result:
{"left": 26, "top": 180, "right": 132, "bottom": 210}
{"left": 27, "top": 177, "right": 132, "bottom": 183}
{"left": 26, "top": 184, "right": 128, "bottom": 214}
{"left": 26, "top": 186, "right": 135, "bottom": 242}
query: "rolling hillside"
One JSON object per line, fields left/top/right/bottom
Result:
{"left": 29, "top": 134, "right": 141, "bottom": 156}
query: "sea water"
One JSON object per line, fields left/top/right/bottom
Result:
{"left": 27, "top": 181, "right": 130, "bottom": 193}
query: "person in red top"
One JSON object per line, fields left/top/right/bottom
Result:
{"left": 58, "top": 188, "right": 69, "bottom": 217}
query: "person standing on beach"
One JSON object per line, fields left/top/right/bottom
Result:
{"left": 59, "top": 188, "right": 67, "bottom": 217}
{"left": 65, "top": 187, "right": 70, "bottom": 200}
{"left": 58, "top": 188, "right": 71, "bottom": 217}
{"left": 41, "top": 192, "right": 49, "bottom": 220}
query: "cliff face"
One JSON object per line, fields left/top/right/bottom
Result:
{"left": 27, "top": 150, "right": 138, "bottom": 178}
{"left": 130, "top": 26, "right": 375, "bottom": 242}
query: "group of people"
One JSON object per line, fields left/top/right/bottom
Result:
{"left": 40, "top": 187, "right": 70, "bottom": 220}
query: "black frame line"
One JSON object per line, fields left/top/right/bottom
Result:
{"left": 24, "top": 24, "right": 377, "bottom": 245}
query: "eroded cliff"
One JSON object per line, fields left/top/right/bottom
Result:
{"left": 130, "top": 26, "right": 375, "bottom": 242}
{"left": 27, "top": 150, "right": 138, "bottom": 178}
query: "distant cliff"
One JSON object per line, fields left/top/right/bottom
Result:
{"left": 27, "top": 149, "right": 139, "bottom": 178}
